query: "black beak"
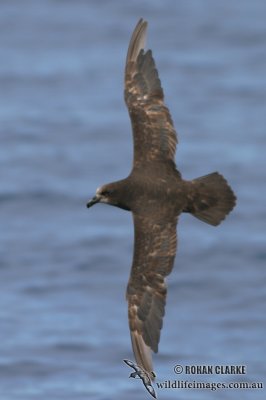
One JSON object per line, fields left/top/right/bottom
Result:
{"left": 86, "top": 195, "right": 100, "bottom": 208}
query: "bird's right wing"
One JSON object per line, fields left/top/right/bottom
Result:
{"left": 124, "top": 19, "right": 178, "bottom": 166}
{"left": 126, "top": 213, "right": 178, "bottom": 378}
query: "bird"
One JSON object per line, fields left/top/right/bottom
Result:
{"left": 123, "top": 359, "right": 157, "bottom": 398}
{"left": 86, "top": 18, "right": 236, "bottom": 380}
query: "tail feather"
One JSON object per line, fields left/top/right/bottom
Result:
{"left": 184, "top": 172, "right": 236, "bottom": 226}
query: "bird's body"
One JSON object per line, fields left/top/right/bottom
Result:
{"left": 103, "top": 165, "right": 186, "bottom": 214}
{"left": 87, "top": 19, "right": 236, "bottom": 379}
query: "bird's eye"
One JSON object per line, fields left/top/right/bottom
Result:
{"left": 101, "top": 190, "right": 110, "bottom": 196}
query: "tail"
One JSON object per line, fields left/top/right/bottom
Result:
{"left": 184, "top": 172, "right": 236, "bottom": 226}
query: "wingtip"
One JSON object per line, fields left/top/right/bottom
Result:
{"left": 126, "top": 18, "right": 148, "bottom": 65}
{"left": 130, "top": 330, "right": 156, "bottom": 381}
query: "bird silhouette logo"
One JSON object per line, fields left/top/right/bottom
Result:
{"left": 124, "top": 359, "right": 157, "bottom": 398}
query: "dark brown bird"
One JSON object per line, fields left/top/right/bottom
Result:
{"left": 87, "top": 19, "right": 236, "bottom": 379}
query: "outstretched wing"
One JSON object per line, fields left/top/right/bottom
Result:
{"left": 125, "top": 19, "right": 178, "bottom": 166}
{"left": 144, "top": 382, "right": 157, "bottom": 399}
{"left": 127, "top": 213, "right": 177, "bottom": 377}
{"left": 123, "top": 358, "right": 139, "bottom": 373}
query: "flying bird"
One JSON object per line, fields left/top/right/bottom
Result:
{"left": 124, "top": 359, "right": 157, "bottom": 398}
{"left": 87, "top": 19, "right": 236, "bottom": 379}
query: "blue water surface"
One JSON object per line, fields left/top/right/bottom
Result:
{"left": 1, "top": 1, "right": 265, "bottom": 399}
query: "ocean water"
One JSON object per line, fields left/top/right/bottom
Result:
{"left": 1, "top": 1, "right": 265, "bottom": 399}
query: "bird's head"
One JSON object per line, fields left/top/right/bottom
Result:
{"left": 86, "top": 182, "right": 130, "bottom": 211}
{"left": 86, "top": 184, "right": 115, "bottom": 208}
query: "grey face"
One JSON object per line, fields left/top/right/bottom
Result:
{"left": 86, "top": 186, "right": 113, "bottom": 208}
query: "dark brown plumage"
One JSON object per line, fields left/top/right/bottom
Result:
{"left": 87, "top": 19, "right": 236, "bottom": 379}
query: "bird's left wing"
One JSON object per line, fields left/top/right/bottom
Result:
{"left": 126, "top": 213, "right": 178, "bottom": 378}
